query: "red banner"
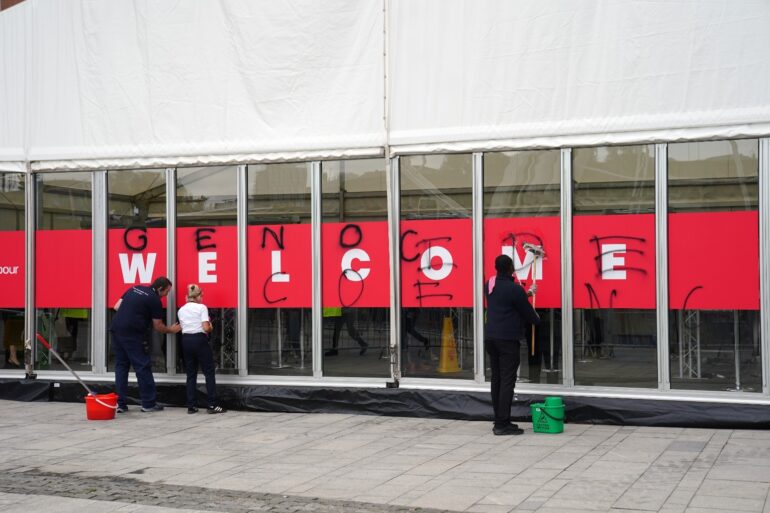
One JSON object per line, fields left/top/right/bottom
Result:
{"left": 400, "top": 219, "right": 472, "bottom": 308}
{"left": 177, "top": 226, "right": 237, "bottom": 308}
{"left": 573, "top": 214, "right": 656, "bottom": 309}
{"left": 483, "top": 217, "right": 561, "bottom": 308}
{"left": 36, "top": 230, "right": 92, "bottom": 308}
{"left": 669, "top": 211, "right": 759, "bottom": 310}
{"left": 322, "top": 221, "right": 390, "bottom": 308}
{"left": 248, "top": 224, "right": 312, "bottom": 308}
{"left": 107, "top": 228, "right": 167, "bottom": 306}
{"left": 0, "top": 231, "right": 24, "bottom": 308}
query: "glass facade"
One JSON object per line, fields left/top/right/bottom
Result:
{"left": 2, "top": 138, "right": 766, "bottom": 399}
{"left": 399, "top": 154, "right": 474, "bottom": 379}
{"left": 106, "top": 169, "right": 168, "bottom": 373}
{"left": 247, "top": 163, "right": 312, "bottom": 376}
{"left": 35, "top": 172, "right": 93, "bottom": 371}
{"left": 668, "top": 139, "right": 761, "bottom": 391}
{"left": 483, "top": 150, "right": 562, "bottom": 384}
{"left": 0, "top": 172, "right": 24, "bottom": 371}
{"left": 572, "top": 145, "right": 657, "bottom": 388}
{"left": 176, "top": 166, "right": 238, "bottom": 375}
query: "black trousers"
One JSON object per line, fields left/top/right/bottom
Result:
{"left": 485, "top": 338, "right": 522, "bottom": 427}
{"left": 181, "top": 332, "right": 217, "bottom": 408}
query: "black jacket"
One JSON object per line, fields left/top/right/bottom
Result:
{"left": 484, "top": 274, "right": 540, "bottom": 341}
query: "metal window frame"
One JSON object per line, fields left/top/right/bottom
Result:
{"left": 760, "top": 138, "right": 770, "bottom": 396}
{"left": 92, "top": 170, "right": 107, "bottom": 374}
{"left": 311, "top": 160, "right": 322, "bottom": 378}
{"left": 388, "top": 156, "right": 401, "bottom": 384}
{"left": 24, "top": 171, "right": 35, "bottom": 373}
{"left": 472, "top": 152, "right": 484, "bottom": 383}
{"left": 237, "top": 164, "right": 248, "bottom": 376}
{"left": 655, "top": 144, "right": 670, "bottom": 390}
{"left": 561, "top": 148, "right": 574, "bottom": 387}
{"left": 165, "top": 167, "right": 177, "bottom": 374}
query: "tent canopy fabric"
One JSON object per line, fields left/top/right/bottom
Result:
{"left": 1, "top": 0, "right": 769, "bottom": 171}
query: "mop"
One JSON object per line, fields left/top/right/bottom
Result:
{"left": 523, "top": 243, "right": 545, "bottom": 356}
{"left": 35, "top": 333, "right": 117, "bottom": 410}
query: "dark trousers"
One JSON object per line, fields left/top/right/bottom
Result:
{"left": 485, "top": 338, "right": 521, "bottom": 427}
{"left": 113, "top": 333, "right": 157, "bottom": 409}
{"left": 330, "top": 312, "right": 366, "bottom": 349}
{"left": 181, "top": 332, "right": 217, "bottom": 408}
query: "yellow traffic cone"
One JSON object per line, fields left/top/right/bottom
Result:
{"left": 437, "top": 317, "right": 461, "bottom": 373}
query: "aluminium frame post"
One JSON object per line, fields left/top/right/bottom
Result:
{"left": 561, "top": 148, "right": 574, "bottom": 387}
{"left": 387, "top": 156, "right": 401, "bottom": 385}
{"left": 655, "top": 143, "right": 670, "bottom": 390}
{"left": 24, "top": 170, "right": 36, "bottom": 378}
{"left": 92, "top": 170, "right": 107, "bottom": 375}
{"left": 311, "top": 161, "right": 322, "bottom": 378}
{"left": 237, "top": 164, "right": 248, "bottom": 376}
{"left": 472, "top": 152, "right": 485, "bottom": 383}
{"left": 165, "top": 167, "right": 177, "bottom": 374}
{"left": 760, "top": 138, "right": 770, "bottom": 395}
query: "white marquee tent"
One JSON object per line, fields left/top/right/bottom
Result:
{"left": 1, "top": 0, "right": 770, "bottom": 171}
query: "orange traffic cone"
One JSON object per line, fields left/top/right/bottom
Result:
{"left": 437, "top": 317, "right": 461, "bottom": 373}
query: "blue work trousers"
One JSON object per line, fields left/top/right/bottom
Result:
{"left": 181, "top": 332, "right": 217, "bottom": 408}
{"left": 113, "top": 333, "right": 157, "bottom": 409}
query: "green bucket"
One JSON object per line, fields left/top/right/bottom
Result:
{"left": 531, "top": 396, "right": 565, "bottom": 434}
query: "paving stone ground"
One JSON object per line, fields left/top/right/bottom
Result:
{"left": 0, "top": 399, "right": 769, "bottom": 513}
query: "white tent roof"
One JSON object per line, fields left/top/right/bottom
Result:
{"left": 1, "top": 0, "right": 769, "bottom": 171}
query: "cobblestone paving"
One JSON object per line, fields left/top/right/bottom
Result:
{"left": 0, "top": 469, "right": 447, "bottom": 513}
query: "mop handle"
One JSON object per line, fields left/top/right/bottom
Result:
{"left": 531, "top": 258, "right": 537, "bottom": 356}
{"left": 35, "top": 333, "right": 95, "bottom": 396}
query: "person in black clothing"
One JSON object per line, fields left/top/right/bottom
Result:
{"left": 110, "top": 276, "right": 181, "bottom": 413}
{"left": 485, "top": 254, "right": 540, "bottom": 435}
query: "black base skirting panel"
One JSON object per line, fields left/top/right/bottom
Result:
{"left": 2, "top": 378, "right": 770, "bottom": 429}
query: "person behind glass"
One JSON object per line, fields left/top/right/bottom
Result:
{"left": 178, "top": 284, "right": 226, "bottom": 414}
{"left": 484, "top": 254, "right": 540, "bottom": 436}
{"left": 111, "top": 276, "right": 182, "bottom": 413}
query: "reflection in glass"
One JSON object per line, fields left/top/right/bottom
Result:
{"left": 35, "top": 172, "right": 92, "bottom": 371}
{"left": 668, "top": 139, "right": 761, "bottom": 391}
{"left": 572, "top": 145, "right": 657, "bottom": 387}
{"left": 322, "top": 159, "right": 389, "bottom": 378}
{"left": 0, "top": 173, "right": 25, "bottom": 370}
{"left": 483, "top": 150, "right": 562, "bottom": 384}
{"left": 177, "top": 167, "right": 238, "bottom": 374}
{"left": 107, "top": 169, "right": 167, "bottom": 373}
{"left": 400, "top": 154, "right": 474, "bottom": 379}
{"left": 247, "top": 163, "right": 312, "bottom": 376}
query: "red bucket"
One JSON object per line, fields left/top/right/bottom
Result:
{"left": 85, "top": 393, "right": 118, "bottom": 420}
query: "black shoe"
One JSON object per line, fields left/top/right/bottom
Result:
{"left": 141, "top": 404, "right": 165, "bottom": 413}
{"left": 207, "top": 405, "right": 227, "bottom": 414}
{"left": 359, "top": 342, "right": 368, "bottom": 356}
{"left": 187, "top": 407, "right": 199, "bottom": 414}
{"left": 116, "top": 406, "right": 128, "bottom": 414}
{"left": 325, "top": 349, "right": 338, "bottom": 357}
{"left": 493, "top": 424, "right": 524, "bottom": 436}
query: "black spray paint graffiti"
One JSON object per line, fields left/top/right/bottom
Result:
{"left": 196, "top": 228, "right": 217, "bottom": 251}
{"left": 502, "top": 231, "right": 545, "bottom": 280}
{"left": 261, "top": 226, "right": 287, "bottom": 304}
{"left": 585, "top": 234, "right": 646, "bottom": 307}
{"left": 401, "top": 230, "right": 455, "bottom": 306}
{"left": 682, "top": 285, "right": 704, "bottom": 310}
{"left": 338, "top": 224, "right": 365, "bottom": 307}
{"left": 123, "top": 227, "right": 148, "bottom": 251}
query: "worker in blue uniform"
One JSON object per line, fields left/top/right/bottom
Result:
{"left": 110, "top": 276, "right": 181, "bottom": 413}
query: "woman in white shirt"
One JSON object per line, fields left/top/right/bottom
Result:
{"left": 178, "top": 284, "right": 225, "bottom": 414}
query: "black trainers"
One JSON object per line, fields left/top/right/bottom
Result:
{"left": 140, "top": 404, "right": 165, "bottom": 413}
{"left": 324, "top": 349, "right": 338, "bottom": 357}
{"left": 493, "top": 424, "right": 524, "bottom": 436}
{"left": 187, "top": 407, "right": 199, "bottom": 414}
{"left": 116, "top": 406, "right": 128, "bottom": 414}
{"left": 359, "top": 342, "right": 368, "bottom": 356}
{"left": 207, "top": 405, "right": 227, "bottom": 414}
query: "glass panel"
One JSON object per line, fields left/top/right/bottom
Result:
{"left": 35, "top": 172, "right": 92, "bottom": 371}
{"left": 322, "top": 159, "right": 389, "bottom": 377}
{"left": 247, "top": 163, "right": 312, "bottom": 375}
{"left": 176, "top": 166, "right": 238, "bottom": 374}
{"left": 107, "top": 169, "right": 168, "bottom": 373}
{"left": 572, "top": 145, "right": 657, "bottom": 387}
{"left": 483, "top": 150, "right": 562, "bottom": 384}
{"left": 0, "top": 172, "right": 25, "bottom": 370}
{"left": 400, "top": 154, "right": 474, "bottom": 379}
{"left": 668, "top": 139, "right": 761, "bottom": 391}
